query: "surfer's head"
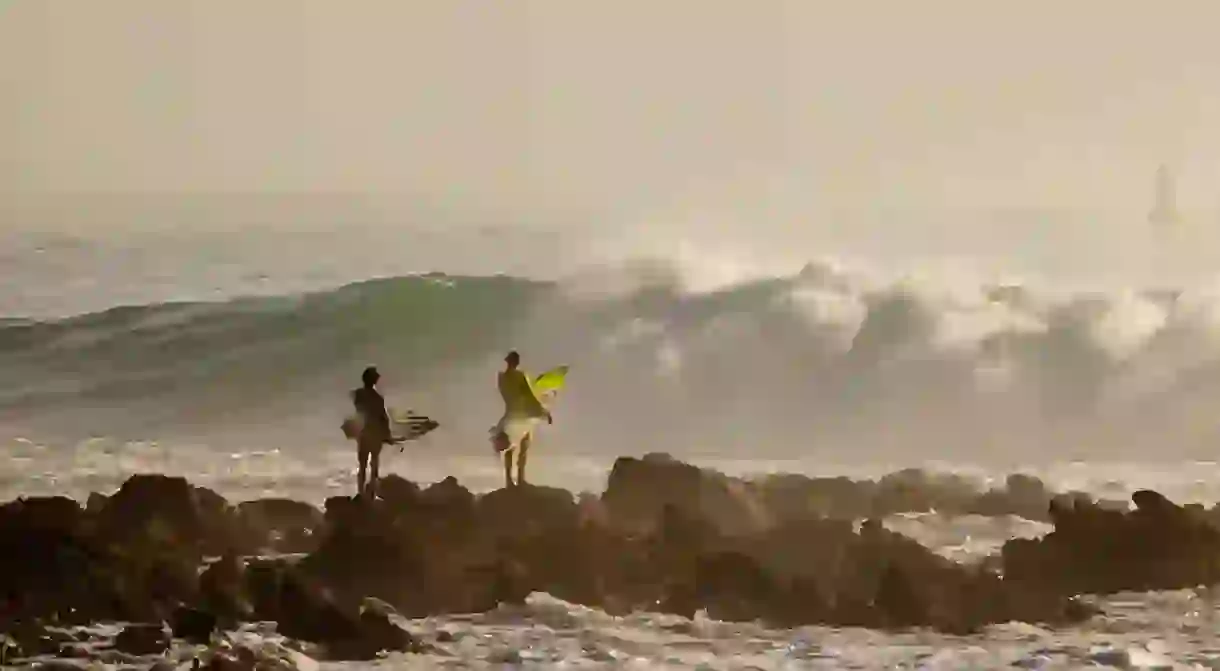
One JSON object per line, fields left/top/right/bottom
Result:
{"left": 504, "top": 350, "right": 520, "bottom": 369}
{"left": 361, "top": 366, "right": 380, "bottom": 387}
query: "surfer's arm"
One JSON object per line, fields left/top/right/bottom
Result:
{"left": 519, "top": 376, "right": 548, "bottom": 418}
{"left": 497, "top": 373, "right": 513, "bottom": 406}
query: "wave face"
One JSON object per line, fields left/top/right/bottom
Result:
{"left": 5, "top": 260, "right": 1220, "bottom": 463}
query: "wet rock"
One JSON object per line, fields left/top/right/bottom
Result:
{"left": 0, "top": 495, "right": 144, "bottom": 624}
{"left": 199, "top": 553, "right": 252, "bottom": 623}
{"left": 241, "top": 560, "right": 423, "bottom": 661}
{"left": 25, "top": 662, "right": 89, "bottom": 671}
{"left": 234, "top": 499, "right": 322, "bottom": 554}
{"left": 375, "top": 474, "right": 421, "bottom": 509}
{"left": 323, "top": 599, "right": 427, "bottom": 660}
{"left": 112, "top": 623, "right": 170, "bottom": 656}
{"left": 419, "top": 476, "right": 476, "bottom": 515}
{"left": 604, "top": 454, "right": 1067, "bottom": 536}
{"left": 602, "top": 453, "right": 769, "bottom": 535}
{"left": 873, "top": 468, "right": 977, "bottom": 516}
{"left": 476, "top": 484, "right": 577, "bottom": 538}
{"left": 202, "top": 651, "right": 248, "bottom": 671}
{"left": 754, "top": 474, "right": 875, "bottom": 521}
{"left": 1, "top": 619, "right": 75, "bottom": 659}
{"left": 171, "top": 605, "right": 218, "bottom": 644}
{"left": 296, "top": 502, "right": 427, "bottom": 614}
{"left": 0, "top": 457, "right": 1105, "bottom": 638}
{"left": 94, "top": 474, "right": 240, "bottom": 557}
{"left": 874, "top": 563, "right": 927, "bottom": 627}
{"left": 1004, "top": 488, "right": 1220, "bottom": 595}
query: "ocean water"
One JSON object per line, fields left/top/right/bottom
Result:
{"left": 8, "top": 226, "right": 1220, "bottom": 668}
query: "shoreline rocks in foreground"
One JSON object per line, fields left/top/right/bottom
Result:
{"left": 1, "top": 453, "right": 1215, "bottom": 665}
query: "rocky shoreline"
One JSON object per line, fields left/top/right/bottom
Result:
{"left": 3, "top": 453, "right": 1220, "bottom": 668}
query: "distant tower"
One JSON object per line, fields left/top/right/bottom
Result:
{"left": 1148, "top": 164, "right": 1180, "bottom": 226}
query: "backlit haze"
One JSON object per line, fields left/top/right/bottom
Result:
{"left": 10, "top": 8, "right": 1220, "bottom": 669}
{"left": 5, "top": 2, "right": 1220, "bottom": 276}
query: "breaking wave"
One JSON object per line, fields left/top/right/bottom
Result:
{"left": 6, "top": 258, "right": 1220, "bottom": 462}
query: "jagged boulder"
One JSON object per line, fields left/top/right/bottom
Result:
{"left": 1003, "top": 489, "right": 1220, "bottom": 595}
{"left": 0, "top": 495, "right": 158, "bottom": 624}
{"left": 93, "top": 474, "right": 241, "bottom": 557}
{"left": 752, "top": 474, "right": 875, "bottom": 521}
{"left": 602, "top": 453, "right": 769, "bottom": 535}
{"left": 234, "top": 498, "right": 323, "bottom": 555}
{"left": 112, "top": 623, "right": 170, "bottom": 656}
{"left": 241, "top": 559, "right": 426, "bottom": 660}
{"left": 0, "top": 457, "right": 1105, "bottom": 642}
{"left": 476, "top": 484, "right": 577, "bottom": 538}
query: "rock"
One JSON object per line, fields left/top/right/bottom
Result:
{"left": 112, "top": 623, "right": 170, "bottom": 656}
{"left": 235, "top": 499, "right": 322, "bottom": 554}
{"left": 296, "top": 503, "right": 427, "bottom": 614}
{"left": 753, "top": 474, "right": 875, "bottom": 521}
{"left": 25, "top": 662, "right": 89, "bottom": 671}
{"left": 1, "top": 619, "right": 75, "bottom": 659}
{"left": 202, "top": 651, "right": 247, "bottom": 670}
{"left": 0, "top": 457, "right": 1108, "bottom": 638}
{"left": 245, "top": 560, "right": 369, "bottom": 652}
{"left": 1004, "top": 473, "right": 1054, "bottom": 518}
{"left": 0, "top": 495, "right": 142, "bottom": 623}
{"left": 376, "top": 475, "right": 421, "bottom": 509}
{"left": 323, "top": 599, "right": 427, "bottom": 660}
{"left": 199, "top": 553, "right": 251, "bottom": 623}
{"left": 873, "top": 468, "right": 977, "bottom": 516}
{"left": 171, "top": 605, "right": 218, "bottom": 643}
{"left": 241, "top": 561, "right": 423, "bottom": 661}
{"left": 476, "top": 484, "right": 577, "bottom": 539}
{"left": 874, "top": 564, "right": 926, "bottom": 627}
{"left": 603, "top": 454, "right": 1066, "bottom": 536}
{"left": 1004, "top": 488, "right": 1220, "bottom": 596}
{"left": 94, "top": 474, "right": 240, "bottom": 557}
{"left": 420, "top": 477, "right": 476, "bottom": 513}
{"left": 602, "top": 453, "right": 768, "bottom": 535}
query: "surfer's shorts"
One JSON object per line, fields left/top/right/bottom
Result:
{"left": 490, "top": 414, "right": 540, "bottom": 454}
{"left": 357, "top": 435, "right": 384, "bottom": 458}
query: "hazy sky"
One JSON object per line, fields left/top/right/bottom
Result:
{"left": 4, "top": 2, "right": 1220, "bottom": 219}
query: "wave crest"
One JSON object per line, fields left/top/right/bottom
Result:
{"left": 5, "top": 258, "right": 1220, "bottom": 462}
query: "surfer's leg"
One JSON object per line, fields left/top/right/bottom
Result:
{"left": 503, "top": 447, "right": 515, "bottom": 488}
{"left": 356, "top": 441, "right": 370, "bottom": 498}
{"left": 517, "top": 434, "right": 530, "bottom": 486}
{"left": 369, "top": 444, "right": 383, "bottom": 499}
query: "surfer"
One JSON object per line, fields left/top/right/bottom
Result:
{"left": 351, "top": 366, "right": 400, "bottom": 499}
{"left": 493, "top": 351, "right": 551, "bottom": 488}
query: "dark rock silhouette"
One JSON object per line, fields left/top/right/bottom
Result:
{"left": 113, "top": 623, "right": 171, "bottom": 656}
{"left": 1003, "top": 488, "right": 1220, "bottom": 595}
{"left": 603, "top": 453, "right": 1068, "bottom": 530}
{"left": 170, "top": 605, "right": 217, "bottom": 644}
{"left": 234, "top": 498, "right": 323, "bottom": 555}
{"left": 17, "top": 455, "right": 1210, "bottom": 663}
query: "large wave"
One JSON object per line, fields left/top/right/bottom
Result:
{"left": 5, "top": 258, "right": 1220, "bottom": 463}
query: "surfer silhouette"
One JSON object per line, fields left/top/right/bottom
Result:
{"left": 493, "top": 351, "right": 551, "bottom": 488}
{"left": 352, "top": 366, "right": 399, "bottom": 499}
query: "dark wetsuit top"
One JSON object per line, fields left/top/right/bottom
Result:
{"left": 352, "top": 386, "right": 391, "bottom": 442}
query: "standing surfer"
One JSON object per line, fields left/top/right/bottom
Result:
{"left": 351, "top": 366, "right": 400, "bottom": 499}
{"left": 493, "top": 351, "right": 552, "bottom": 488}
